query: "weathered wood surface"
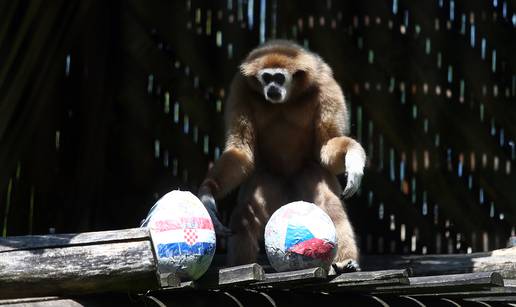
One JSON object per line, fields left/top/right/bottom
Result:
{"left": 158, "top": 272, "right": 181, "bottom": 288}
{"left": 219, "top": 263, "right": 265, "bottom": 285}
{"left": 0, "top": 228, "right": 159, "bottom": 299}
{"left": 0, "top": 268, "right": 513, "bottom": 306}
{"left": 373, "top": 272, "right": 504, "bottom": 295}
{"left": 464, "top": 295, "right": 516, "bottom": 303}
{"left": 306, "top": 269, "right": 411, "bottom": 292}
{"left": 164, "top": 263, "right": 266, "bottom": 290}
{"left": 362, "top": 247, "right": 516, "bottom": 278}
{"left": 408, "top": 287, "right": 516, "bottom": 298}
{"left": 505, "top": 279, "right": 516, "bottom": 287}
{"left": 165, "top": 265, "right": 411, "bottom": 293}
{"left": 329, "top": 269, "right": 410, "bottom": 285}
{"left": 249, "top": 268, "right": 408, "bottom": 291}
{"left": 0, "top": 297, "right": 84, "bottom": 307}
{"left": 409, "top": 272, "right": 504, "bottom": 287}
{"left": 0, "top": 228, "right": 150, "bottom": 252}
{"left": 257, "top": 269, "right": 411, "bottom": 292}
{"left": 1, "top": 226, "right": 514, "bottom": 302}
{"left": 252, "top": 267, "right": 328, "bottom": 287}
{"left": 0, "top": 294, "right": 134, "bottom": 307}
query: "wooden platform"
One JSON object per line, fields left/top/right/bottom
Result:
{"left": 1, "top": 228, "right": 516, "bottom": 306}
{"left": 1, "top": 264, "right": 515, "bottom": 306}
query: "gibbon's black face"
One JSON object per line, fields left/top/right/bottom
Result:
{"left": 257, "top": 68, "right": 292, "bottom": 104}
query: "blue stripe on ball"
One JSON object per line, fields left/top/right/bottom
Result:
{"left": 157, "top": 242, "right": 216, "bottom": 258}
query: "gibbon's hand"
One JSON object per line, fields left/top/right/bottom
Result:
{"left": 342, "top": 148, "right": 365, "bottom": 198}
{"left": 198, "top": 187, "right": 233, "bottom": 237}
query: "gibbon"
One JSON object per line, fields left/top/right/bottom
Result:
{"left": 198, "top": 40, "right": 366, "bottom": 271}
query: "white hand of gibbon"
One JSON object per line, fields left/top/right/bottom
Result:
{"left": 198, "top": 189, "right": 233, "bottom": 236}
{"left": 342, "top": 148, "right": 365, "bottom": 198}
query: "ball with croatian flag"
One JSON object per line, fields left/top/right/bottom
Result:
{"left": 141, "top": 190, "right": 216, "bottom": 281}
{"left": 264, "top": 201, "right": 337, "bottom": 272}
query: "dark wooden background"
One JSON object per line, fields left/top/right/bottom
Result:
{"left": 1, "top": 0, "right": 515, "bottom": 255}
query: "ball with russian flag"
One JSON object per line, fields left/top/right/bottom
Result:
{"left": 264, "top": 201, "right": 337, "bottom": 272}
{"left": 141, "top": 190, "right": 216, "bottom": 281}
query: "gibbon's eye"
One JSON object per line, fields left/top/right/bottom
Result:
{"left": 262, "top": 72, "right": 272, "bottom": 84}
{"left": 272, "top": 73, "right": 286, "bottom": 85}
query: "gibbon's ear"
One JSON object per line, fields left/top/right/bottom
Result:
{"left": 240, "top": 61, "right": 259, "bottom": 77}
{"left": 293, "top": 69, "right": 307, "bottom": 79}
{"left": 294, "top": 52, "right": 322, "bottom": 79}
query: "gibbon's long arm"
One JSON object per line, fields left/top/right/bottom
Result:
{"left": 199, "top": 99, "right": 255, "bottom": 236}
{"left": 201, "top": 103, "right": 256, "bottom": 199}
{"left": 198, "top": 77, "right": 256, "bottom": 235}
{"left": 315, "top": 79, "right": 366, "bottom": 198}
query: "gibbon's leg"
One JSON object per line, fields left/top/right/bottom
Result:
{"left": 293, "top": 163, "right": 360, "bottom": 272}
{"left": 227, "top": 171, "right": 287, "bottom": 266}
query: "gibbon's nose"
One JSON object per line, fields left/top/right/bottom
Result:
{"left": 266, "top": 85, "right": 282, "bottom": 100}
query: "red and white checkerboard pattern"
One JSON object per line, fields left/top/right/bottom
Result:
{"left": 183, "top": 228, "right": 198, "bottom": 245}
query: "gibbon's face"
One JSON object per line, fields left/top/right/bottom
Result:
{"left": 240, "top": 44, "right": 317, "bottom": 105}
{"left": 257, "top": 68, "right": 292, "bottom": 103}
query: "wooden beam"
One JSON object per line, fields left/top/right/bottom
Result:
{"left": 0, "top": 228, "right": 149, "bottom": 252}
{"left": 0, "top": 294, "right": 136, "bottom": 307}
{"left": 407, "top": 287, "right": 516, "bottom": 298}
{"left": 409, "top": 272, "right": 504, "bottom": 288}
{"left": 162, "top": 263, "right": 266, "bottom": 290}
{"left": 251, "top": 267, "right": 328, "bottom": 288}
{"left": 373, "top": 272, "right": 504, "bottom": 295}
{"left": 361, "top": 247, "right": 516, "bottom": 278}
{"left": 330, "top": 269, "right": 410, "bottom": 284}
{"left": 463, "top": 296, "right": 516, "bottom": 303}
{"left": 0, "top": 297, "right": 85, "bottom": 307}
{"left": 219, "top": 263, "right": 266, "bottom": 285}
{"left": 319, "top": 269, "right": 410, "bottom": 291}
{"left": 0, "top": 228, "right": 159, "bottom": 299}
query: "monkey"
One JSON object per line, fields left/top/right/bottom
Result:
{"left": 198, "top": 40, "right": 366, "bottom": 272}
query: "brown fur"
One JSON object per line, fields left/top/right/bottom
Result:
{"left": 200, "top": 40, "right": 365, "bottom": 268}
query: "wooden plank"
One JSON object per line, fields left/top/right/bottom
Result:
{"left": 0, "top": 293, "right": 143, "bottom": 306}
{"left": 250, "top": 268, "right": 409, "bottom": 292}
{"left": 464, "top": 296, "right": 516, "bottom": 303}
{"left": 167, "top": 280, "right": 197, "bottom": 291}
{"left": 372, "top": 272, "right": 504, "bottom": 295}
{"left": 251, "top": 267, "right": 328, "bottom": 287}
{"left": 0, "top": 228, "right": 150, "bottom": 252}
{"left": 409, "top": 272, "right": 504, "bottom": 287}
{"left": 315, "top": 269, "right": 411, "bottom": 292}
{"left": 362, "top": 247, "right": 516, "bottom": 278}
{"left": 162, "top": 263, "right": 266, "bottom": 291}
{"left": 158, "top": 272, "right": 181, "bottom": 288}
{"left": 409, "top": 287, "right": 516, "bottom": 298}
{"left": 0, "top": 240, "right": 159, "bottom": 299}
{"left": 330, "top": 269, "right": 410, "bottom": 284}
{"left": 219, "top": 263, "right": 265, "bottom": 285}
{"left": 0, "top": 297, "right": 84, "bottom": 307}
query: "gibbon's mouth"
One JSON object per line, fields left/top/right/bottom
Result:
{"left": 264, "top": 84, "right": 287, "bottom": 103}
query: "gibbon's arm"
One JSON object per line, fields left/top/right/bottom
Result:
{"left": 315, "top": 80, "right": 366, "bottom": 198}
{"left": 200, "top": 102, "right": 256, "bottom": 199}
{"left": 198, "top": 78, "right": 256, "bottom": 235}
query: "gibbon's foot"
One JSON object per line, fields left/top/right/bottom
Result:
{"left": 333, "top": 259, "right": 361, "bottom": 273}
{"left": 198, "top": 190, "right": 233, "bottom": 237}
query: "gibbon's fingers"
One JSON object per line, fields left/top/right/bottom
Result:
{"left": 198, "top": 190, "right": 233, "bottom": 236}
{"left": 342, "top": 171, "right": 362, "bottom": 198}
{"left": 341, "top": 147, "right": 365, "bottom": 198}
{"left": 332, "top": 259, "right": 361, "bottom": 273}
